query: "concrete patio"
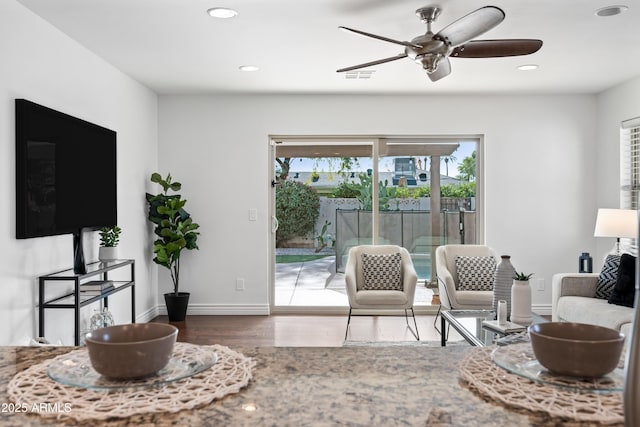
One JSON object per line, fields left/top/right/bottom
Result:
{"left": 275, "top": 249, "right": 435, "bottom": 307}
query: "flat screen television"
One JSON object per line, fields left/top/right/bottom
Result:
{"left": 15, "top": 99, "right": 117, "bottom": 273}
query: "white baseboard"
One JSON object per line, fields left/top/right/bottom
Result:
{"left": 151, "top": 303, "right": 548, "bottom": 317}
{"left": 156, "top": 304, "right": 270, "bottom": 316}
{"left": 136, "top": 306, "right": 160, "bottom": 323}
{"left": 532, "top": 303, "right": 552, "bottom": 316}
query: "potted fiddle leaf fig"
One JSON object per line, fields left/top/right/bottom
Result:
{"left": 146, "top": 172, "right": 200, "bottom": 321}
{"left": 98, "top": 225, "right": 121, "bottom": 261}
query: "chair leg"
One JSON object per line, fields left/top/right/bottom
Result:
{"left": 344, "top": 307, "right": 352, "bottom": 341}
{"left": 433, "top": 304, "right": 442, "bottom": 334}
{"left": 404, "top": 307, "right": 420, "bottom": 341}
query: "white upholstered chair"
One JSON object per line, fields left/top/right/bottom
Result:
{"left": 345, "top": 245, "right": 419, "bottom": 340}
{"left": 435, "top": 244, "right": 499, "bottom": 310}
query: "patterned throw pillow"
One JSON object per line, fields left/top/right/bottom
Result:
{"left": 595, "top": 254, "right": 621, "bottom": 299}
{"left": 455, "top": 256, "right": 496, "bottom": 291}
{"left": 361, "top": 252, "right": 402, "bottom": 290}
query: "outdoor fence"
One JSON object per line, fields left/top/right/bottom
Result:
{"left": 334, "top": 208, "right": 477, "bottom": 273}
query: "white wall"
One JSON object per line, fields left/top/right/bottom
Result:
{"left": 596, "top": 76, "right": 640, "bottom": 264}
{"left": 0, "top": 1, "right": 158, "bottom": 345}
{"left": 158, "top": 93, "right": 598, "bottom": 311}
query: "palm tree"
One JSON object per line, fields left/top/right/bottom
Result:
{"left": 442, "top": 155, "right": 457, "bottom": 176}
{"left": 457, "top": 151, "right": 476, "bottom": 182}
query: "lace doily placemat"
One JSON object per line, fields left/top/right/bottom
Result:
{"left": 7, "top": 343, "right": 255, "bottom": 422}
{"left": 459, "top": 345, "right": 624, "bottom": 425}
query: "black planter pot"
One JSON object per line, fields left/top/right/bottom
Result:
{"left": 164, "top": 292, "right": 190, "bottom": 322}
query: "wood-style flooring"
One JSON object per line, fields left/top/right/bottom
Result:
{"left": 150, "top": 314, "right": 449, "bottom": 347}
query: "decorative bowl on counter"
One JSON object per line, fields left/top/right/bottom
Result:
{"left": 85, "top": 323, "right": 178, "bottom": 380}
{"left": 528, "top": 322, "right": 624, "bottom": 378}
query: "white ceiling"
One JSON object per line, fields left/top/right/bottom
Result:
{"left": 18, "top": 0, "right": 640, "bottom": 95}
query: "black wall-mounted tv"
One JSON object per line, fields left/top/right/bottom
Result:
{"left": 15, "top": 99, "right": 117, "bottom": 273}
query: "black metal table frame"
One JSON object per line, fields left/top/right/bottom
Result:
{"left": 440, "top": 309, "right": 494, "bottom": 347}
{"left": 38, "top": 259, "right": 135, "bottom": 345}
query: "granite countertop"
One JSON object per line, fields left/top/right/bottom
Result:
{"left": 0, "top": 345, "right": 607, "bottom": 426}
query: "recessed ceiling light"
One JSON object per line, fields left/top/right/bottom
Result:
{"left": 517, "top": 64, "right": 539, "bottom": 71}
{"left": 595, "top": 5, "right": 629, "bottom": 17}
{"left": 207, "top": 7, "right": 238, "bottom": 19}
{"left": 239, "top": 65, "right": 259, "bottom": 72}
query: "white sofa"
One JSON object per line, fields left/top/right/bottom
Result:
{"left": 552, "top": 273, "right": 634, "bottom": 336}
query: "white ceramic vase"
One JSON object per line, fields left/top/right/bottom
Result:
{"left": 98, "top": 246, "right": 118, "bottom": 262}
{"left": 510, "top": 279, "right": 532, "bottom": 325}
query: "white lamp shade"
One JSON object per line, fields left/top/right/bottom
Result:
{"left": 594, "top": 208, "right": 638, "bottom": 238}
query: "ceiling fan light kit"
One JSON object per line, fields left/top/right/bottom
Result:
{"left": 337, "top": 5, "right": 543, "bottom": 82}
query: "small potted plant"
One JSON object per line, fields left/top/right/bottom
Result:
{"left": 98, "top": 225, "right": 121, "bottom": 261}
{"left": 513, "top": 272, "right": 534, "bottom": 281}
{"left": 511, "top": 272, "right": 534, "bottom": 324}
{"left": 311, "top": 170, "right": 320, "bottom": 182}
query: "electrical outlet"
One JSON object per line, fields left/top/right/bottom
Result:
{"left": 249, "top": 208, "right": 257, "bottom": 221}
{"left": 536, "top": 278, "right": 545, "bottom": 291}
{"left": 236, "top": 278, "right": 245, "bottom": 291}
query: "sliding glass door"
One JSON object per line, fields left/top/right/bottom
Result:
{"left": 270, "top": 136, "right": 481, "bottom": 310}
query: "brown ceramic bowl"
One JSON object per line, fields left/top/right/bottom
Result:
{"left": 85, "top": 323, "right": 178, "bottom": 380}
{"left": 528, "top": 322, "right": 624, "bottom": 378}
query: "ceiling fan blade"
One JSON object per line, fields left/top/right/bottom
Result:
{"left": 451, "top": 39, "right": 543, "bottom": 58}
{"left": 428, "top": 57, "right": 451, "bottom": 82}
{"left": 337, "top": 53, "right": 408, "bottom": 72}
{"left": 435, "top": 6, "right": 505, "bottom": 47}
{"left": 339, "top": 26, "right": 421, "bottom": 49}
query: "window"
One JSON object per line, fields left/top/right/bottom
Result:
{"left": 620, "top": 116, "right": 640, "bottom": 253}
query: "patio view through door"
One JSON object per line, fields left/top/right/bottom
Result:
{"left": 270, "top": 136, "right": 482, "bottom": 312}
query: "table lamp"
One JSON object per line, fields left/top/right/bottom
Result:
{"left": 593, "top": 208, "right": 638, "bottom": 254}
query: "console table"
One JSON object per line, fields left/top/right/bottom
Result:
{"left": 38, "top": 259, "right": 135, "bottom": 345}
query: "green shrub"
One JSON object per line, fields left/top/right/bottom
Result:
{"left": 415, "top": 186, "right": 431, "bottom": 197}
{"left": 441, "top": 182, "right": 476, "bottom": 198}
{"left": 276, "top": 181, "right": 320, "bottom": 246}
{"left": 331, "top": 182, "right": 360, "bottom": 198}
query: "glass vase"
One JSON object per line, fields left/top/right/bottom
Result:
{"left": 90, "top": 307, "right": 115, "bottom": 331}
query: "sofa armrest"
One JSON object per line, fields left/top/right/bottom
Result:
{"left": 551, "top": 273, "right": 599, "bottom": 321}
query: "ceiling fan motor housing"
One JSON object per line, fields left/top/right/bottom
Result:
{"left": 406, "top": 33, "right": 449, "bottom": 73}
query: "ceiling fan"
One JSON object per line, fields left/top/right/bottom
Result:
{"left": 337, "top": 5, "right": 543, "bottom": 82}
